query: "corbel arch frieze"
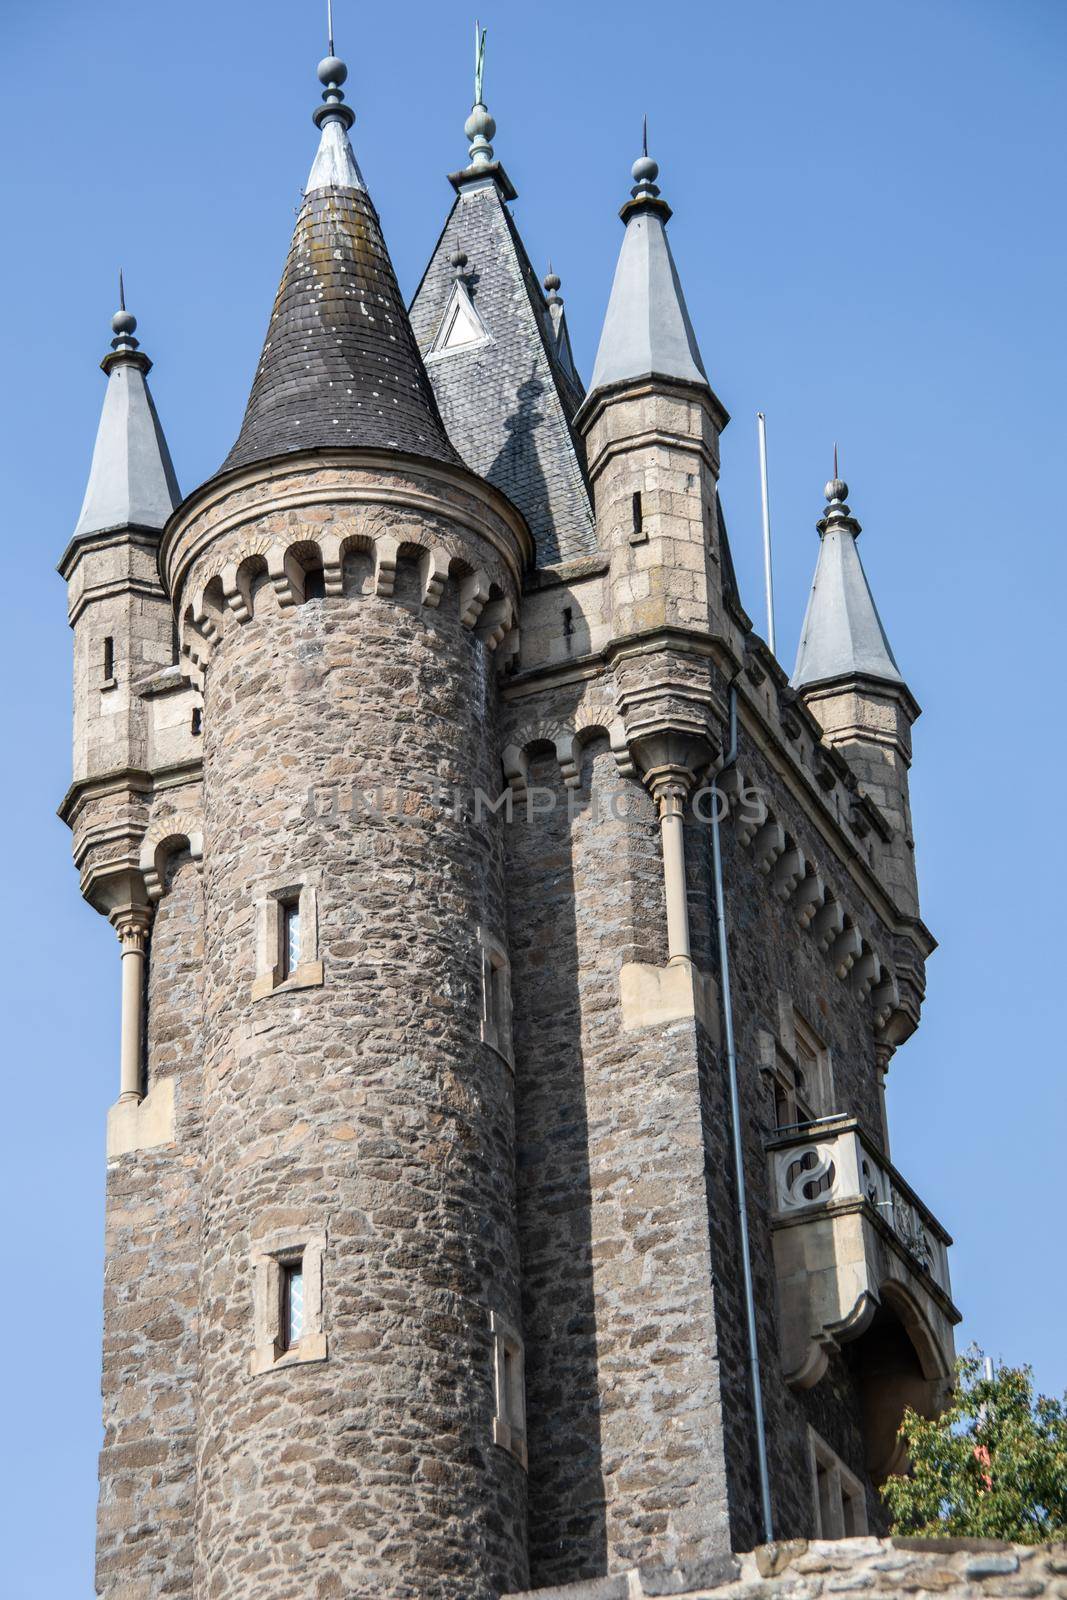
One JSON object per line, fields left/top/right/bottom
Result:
{"left": 715, "top": 764, "right": 897, "bottom": 1030}
{"left": 501, "top": 687, "right": 631, "bottom": 796}
{"left": 138, "top": 808, "right": 205, "bottom": 901}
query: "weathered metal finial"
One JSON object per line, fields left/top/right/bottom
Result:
{"left": 119, "top": 268, "right": 126, "bottom": 312}
{"left": 642, "top": 114, "right": 648, "bottom": 158}
{"left": 328, "top": 0, "right": 335, "bottom": 55}
{"left": 474, "top": 20, "right": 487, "bottom": 107}
{"left": 543, "top": 262, "right": 562, "bottom": 299}
{"left": 464, "top": 21, "right": 495, "bottom": 166}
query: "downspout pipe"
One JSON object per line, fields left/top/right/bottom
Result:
{"left": 710, "top": 684, "right": 775, "bottom": 1543}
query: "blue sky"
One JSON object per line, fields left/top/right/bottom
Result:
{"left": 2, "top": 1, "right": 1064, "bottom": 1592}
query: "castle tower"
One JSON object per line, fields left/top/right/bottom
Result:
{"left": 166, "top": 50, "right": 533, "bottom": 1599}
{"left": 63, "top": 35, "right": 960, "bottom": 1600}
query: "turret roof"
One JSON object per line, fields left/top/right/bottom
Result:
{"left": 219, "top": 56, "right": 459, "bottom": 477}
{"left": 73, "top": 301, "right": 181, "bottom": 540}
{"left": 791, "top": 478, "right": 904, "bottom": 691}
{"left": 587, "top": 151, "right": 710, "bottom": 400}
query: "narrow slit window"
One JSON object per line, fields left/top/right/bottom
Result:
{"left": 191, "top": 706, "right": 202, "bottom": 737}
{"left": 632, "top": 491, "right": 643, "bottom": 536}
{"left": 103, "top": 636, "right": 115, "bottom": 681}
{"left": 304, "top": 566, "right": 326, "bottom": 601}
{"left": 281, "top": 1258, "right": 305, "bottom": 1351}
{"left": 281, "top": 899, "right": 301, "bottom": 980}
{"left": 562, "top": 606, "right": 574, "bottom": 638}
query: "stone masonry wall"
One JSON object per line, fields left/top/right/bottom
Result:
{"left": 506, "top": 718, "right": 741, "bottom": 1586}
{"left": 504, "top": 1538, "right": 1067, "bottom": 1600}
{"left": 189, "top": 491, "right": 527, "bottom": 1600}
{"left": 97, "top": 850, "right": 204, "bottom": 1599}
{"left": 691, "top": 726, "right": 938, "bottom": 1545}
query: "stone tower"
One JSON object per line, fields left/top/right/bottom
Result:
{"left": 62, "top": 37, "right": 959, "bottom": 1600}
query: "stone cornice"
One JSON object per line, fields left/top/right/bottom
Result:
{"left": 574, "top": 372, "right": 730, "bottom": 442}
{"left": 58, "top": 759, "right": 203, "bottom": 831}
{"left": 56, "top": 522, "right": 163, "bottom": 582}
{"left": 162, "top": 450, "right": 534, "bottom": 607}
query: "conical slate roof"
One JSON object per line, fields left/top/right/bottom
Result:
{"left": 791, "top": 479, "right": 903, "bottom": 691}
{"left": 74, "top": 310, "right": 181, "bottom": 539}
{"left": 221, "top": 68, "right": 460, "bottom": 475}
{"left": 588, "top": 155, "right": 709, "bottom": 399}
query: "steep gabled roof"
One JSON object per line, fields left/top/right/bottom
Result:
{"left": 220, "top": 71, "right": 459, "bottom": 476}
{"left": 792, "top": 479, "right": 903, "bottom": 691}
{"left": 74, "top": 309, "right": 181, "bottom": 540}
{"left": 410, "top": 172, "right": 596, "bottom": 566}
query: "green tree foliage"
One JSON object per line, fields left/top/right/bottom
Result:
{"left": 883, "top": 1349, "right": 1067, "bottom": 1542}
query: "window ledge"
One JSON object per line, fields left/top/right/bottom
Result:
{"left": 480, "top": 1026, "right": 515, "bottom": 1071}
{"left": 492, "top": 1417, "right": 528, "bottom": 1470}
{"left": 252, "top": 960, "right": 324, "bottom": 1002}
{"left": 100, "top": 677, "right": 118, "bottom": 692}
{"left": 250, "top": 1331, "right": 328, "bottom": 1377}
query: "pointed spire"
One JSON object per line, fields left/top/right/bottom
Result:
{"left": 220, "top": 42, "right": 458, "bottom": 476}
{"left": 791, "top": 473, "right": 903, "bottom": 691}
{"left": 73, "top": 288, "right": 181, "bottom": 540}
{"left": 587, "top": 139, "right": 709, "bottom": 399}
{"left": 542, "top": 264, "right": 580, "bottom": 387}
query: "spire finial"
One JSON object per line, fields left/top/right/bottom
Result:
{"left": 543, "top": 261, "right": 562, "bottom": 301}
{"left": 315, "top": 3, "right": 354, "bottom": 132}
{"left": 825, "top": 443, "right": 848, "bottom": 509}
{"left": 464, "top": 21, "right": 496, "bottom": 166}
{"left": 630, "top": 117, "right": 661, "bottom": 199}
{"left": 110, "top": 272, "right": 138, "bottom": 351}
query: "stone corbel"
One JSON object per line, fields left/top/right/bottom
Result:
{"left": 851, "top": 947, "right": 880, "bottom": 1001}
{"left": 419, "top": 546, "right": 451, "bottom": 608}
{"left": 831, "top": 924, "right": 863, "bottom": 979}
{"left": 267, "top": 542, "right": 304, "bottom": 608}
{"left": 753, "top": 818, "right": 787, "bottom": 875}
{"left": 373, "top": 535, "right": 400, "bottom": 598}
{"left": 477, "top": 597, "right": 513, "bottom": 651}
{"left": 813, "top": 895, "right": 845, "bottom": 952}
{"left": 318, "top": 531, "right": 346, "bottom": 598}
{"left": 772, "top": 846, "right": 806, "bottom": 903}
{"left": 792, "top": 869, "right": 825, "bottom": 928}
{"left": 459, "top": 570, "right": 491, "bottom": 627}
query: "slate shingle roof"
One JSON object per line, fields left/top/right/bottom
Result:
{"left": 410, "top": 179, "right": 597, "bottom": 567}
{"left": 221, "top": 177, "right": 460, "bottom": 475}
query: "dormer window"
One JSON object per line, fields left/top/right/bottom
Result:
{"left": 427, "top": 280, "right": 492, "bottom": 360}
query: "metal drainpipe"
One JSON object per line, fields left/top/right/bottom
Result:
{"left": 710, "top": 683, "right": 775, "bottom": 1543}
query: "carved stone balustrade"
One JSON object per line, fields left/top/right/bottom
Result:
{"left": 766, "top": 1116, "right": 960, "bottom": 1479}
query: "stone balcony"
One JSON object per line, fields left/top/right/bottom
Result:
{"left": 767, "top": 1116, "right": 961, "bottom": 1479}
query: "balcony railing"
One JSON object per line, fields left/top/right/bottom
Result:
{"left": 767, "top": 1116, "right": 953, "bottom": 1302}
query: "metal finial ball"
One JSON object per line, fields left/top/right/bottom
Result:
{"left": 632, "top": 154, "right": 659, "bottom": 185}
{"left": 543, "top": 269, "right": 561, "bottom": 293}
{"left": 111, "top": 309, "right": 137, "bottom": 338}
{"left": 318, "top": 55, "right": 348, "bottom": 87}
{"left": 465, "top": 103, "right": 496, "bottom": 142}
{"left": 825, "top": 478, "right": 848, "bottom": 503}
{"left": 450, "top": 250, "right": 468, "bottom": 271}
